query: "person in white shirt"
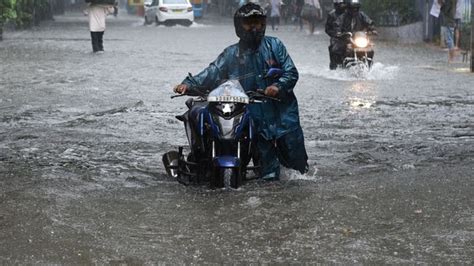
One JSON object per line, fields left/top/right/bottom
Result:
{"left": 84, "top": 3, "right": 114, "bottom": 53}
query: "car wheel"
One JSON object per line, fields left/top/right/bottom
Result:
{"left": 183, "top": 20, "right": 193, "bottom": 27}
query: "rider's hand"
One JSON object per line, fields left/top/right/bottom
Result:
{"left": 369, "top": 30, "right": 378, "bottom": 36}
{"left": 173, "top": 84, "right": 188, "bottom": 94}
{"left": 264, "top": 85, "right": 279, "bottom": 97}
{"left": 337, "top": 32, "right": 352, "bottom": 39}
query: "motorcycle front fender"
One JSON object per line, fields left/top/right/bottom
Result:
{"left": 213, "top": 156, "right": 241, "bottom": 168}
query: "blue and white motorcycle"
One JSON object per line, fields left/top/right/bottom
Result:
{"left": 163, "top": 69, "right": 282, "bottom": 189}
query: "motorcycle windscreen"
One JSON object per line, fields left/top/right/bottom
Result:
{"left": 207, "top": 80, "right": 249, "bottom": 104}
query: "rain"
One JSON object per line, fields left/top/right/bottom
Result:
{"left": 0, "top": 0, "right": 473, "bottom": 264}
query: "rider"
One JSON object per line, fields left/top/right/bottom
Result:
{"left": 325, "top": 0, "right": 348, "bottom": 70}
{"left": 336, "top": 0, "right": 376, "bottom": 63}
{"left": 173, "top": 3, "right": 309, "bottom": 181}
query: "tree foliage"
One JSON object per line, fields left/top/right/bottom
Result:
{"left": 361, "top": 0, "right": 422, "bottom": 26}
{"left": 1, "top": 0, "right": 51, "bottom": 29}
{"left": 1, "top": 0, "right": 17, "bottom": 21}
{"left": 16, "top": 0, "right": 36, "bottom": 28}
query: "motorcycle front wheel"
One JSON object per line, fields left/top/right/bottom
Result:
{"left": 210, "top": 167, "right": 242, "bottom": 190}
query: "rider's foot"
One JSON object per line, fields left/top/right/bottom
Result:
{"left": 262, "top": 172, "right": 279, "bottom": 181}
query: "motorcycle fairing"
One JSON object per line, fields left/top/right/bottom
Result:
{"left": 201, "top": 108, "right": 220, "bottom": 137}
{"left": 183, "top": 101, "right": 208, "bottom": 151}
{"left": 234, "top": 110, "right": 253, "bottom": 140}
{"left": 213, "top": 114, "right": 243, "bottom": 139}
{"left": 203, "top": 108, "right": 252, "bottom": 141}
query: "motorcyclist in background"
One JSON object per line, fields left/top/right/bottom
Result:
{"left": 335, "top": 0, "right": 377, "bottom": 63}
{"left": 173, "top": 3, "right": 309, "bottom": 181}
{"left": 325, "top": 0, "right": 348, "bottom": 70}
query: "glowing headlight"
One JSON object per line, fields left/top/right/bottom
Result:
{"left": 215, "top": 103, "right": 235, "bottom": 117}
{"left": 354, "top": 37, "right": 369, "bottom": 48}
{"left": 222, "top": 103, "right": 232, "bottom": 115}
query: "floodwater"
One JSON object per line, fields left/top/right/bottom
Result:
{"left": 0, "top": 12, "right": 473, "bottom": 264}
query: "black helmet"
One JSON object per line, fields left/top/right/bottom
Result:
{"left": 234, "top": 3, "right": 266, "bottom": 49}
{"left": 333, "top": 0, "right": 346, "bottom": 12}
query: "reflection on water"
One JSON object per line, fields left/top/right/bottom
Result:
{"left": 346, "top": 82, "right": 377, "bottom": 110}
{"left": 350, "top": 82, "right": 373, "bottom": 93}
{"left": 348, "top": 98, "right": 375, "bottom": 109}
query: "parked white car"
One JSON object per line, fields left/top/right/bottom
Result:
{"left": 144, "top": 0, "right": 194, "bottom": 26}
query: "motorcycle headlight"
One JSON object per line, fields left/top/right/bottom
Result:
{"left": 210, "top": 103, "right": 245, "bottom": 119}
{"left": 354, "top": 37, "right": 369, "bottom": 48}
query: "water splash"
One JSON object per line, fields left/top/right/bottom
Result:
{"left": 244, "top": 196, "right": 262, "bottom": 208}
{"left": 368, "top": 63, "right": 400, "bottom": 80}
{"left": 281, "top": 166, "right": 320, "bottom": 181}
{"left": 300, "top": 62, "right": 399, "bottom": 81}
{"left": 188, "top": 22, "right": 211, "bottom": 28}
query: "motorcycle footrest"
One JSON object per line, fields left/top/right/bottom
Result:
{"left": 179, "top": 170, "right": 199, "bottom": 177}
{"left": 183, "top": 161, "right": 199, "bottom": 166}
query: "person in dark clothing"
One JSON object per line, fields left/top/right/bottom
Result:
{"left": 325, "top": 0, "right": 347, "bottom": 70}
{"left": 338, "top": 0, "right": 375, "bottom": 33}
{"left": 334, "top": 0, "right": 376, "bottom": 65}
{"left": 295, "top": 0, "right": 305, "bottom": 30}
{"left": 439, "top": 0, "right": 457, "bottom": 63}
{"left": 173, "top": 3, "right": 309, "bottom": 180}
{"left": 113, "top": 1, "right": 118, "bottom": 17}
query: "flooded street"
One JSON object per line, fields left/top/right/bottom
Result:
{"left": 0, "top": 12, "right": 473, "bottom": 263}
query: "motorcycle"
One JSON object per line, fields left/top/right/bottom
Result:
{"left": 162, "top": 68, "right": 283, "bottom": 190}
{"left": 342, "top": 31, "right": 375, "bottom": 70}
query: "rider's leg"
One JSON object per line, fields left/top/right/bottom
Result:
{"left": 256, "top": 135, "right": 280, "bottom": 180}
{"left": 276, "top": 127, "right": 309, "bottom": 174}
{"left": 329, "top": 46, "right": 337, "bottom": 70}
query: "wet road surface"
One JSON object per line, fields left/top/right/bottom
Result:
{"left": 0, "top": 12, "right": 473, "bottom": 263}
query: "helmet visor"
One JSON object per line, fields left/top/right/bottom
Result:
{"left": 241, "top": 16, "right": 266, "bottom": 31}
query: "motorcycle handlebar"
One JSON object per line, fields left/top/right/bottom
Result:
{"left": 337, "top": 32, "right": 352, "bottom": 38}
{"left": 248, "top": 90, "right": 281, "bottom": 102}
{"left": 171, "top": 91, "right": 280, "bottom": 103}
{"left": 338, "top": 31, "right": 378, "bottom": 38}
{"left": 171, "top": 85, "right": 208, "bottom": 99}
